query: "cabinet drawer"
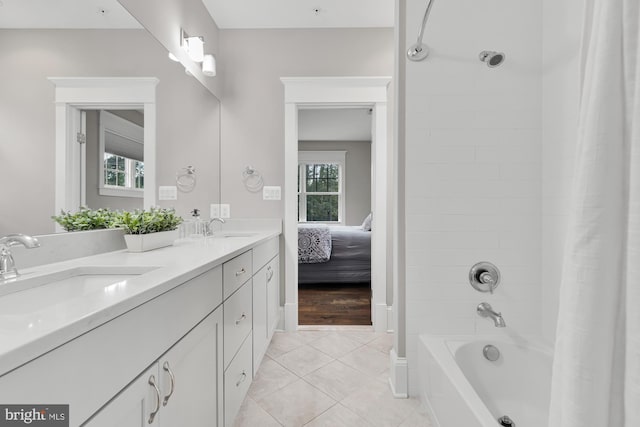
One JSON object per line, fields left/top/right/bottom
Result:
{"left": 223, "top": 281, "right": 252, "bottom": 368}
{"left": 223, "top": 251, "right": 253, "bottom": 298}
{"left": 252, "top": 237, "right": 279, "bottom": 272}
{"left": 224, "top": 333, "right": 253, "bottom": 427}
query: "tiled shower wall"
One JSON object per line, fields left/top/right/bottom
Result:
{"left": 403, "top": 0, "right": 542, "bottom": 395}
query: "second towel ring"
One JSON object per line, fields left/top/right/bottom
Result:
{"left": 176, "top": 166, "right": 197, "bottom": 193}
{"left": 242, "top": 166, "right": 264, "bottom": 192}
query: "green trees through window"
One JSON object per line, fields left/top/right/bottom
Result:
{"left": 299, "top": 163, "right": 341, "bottom": 222}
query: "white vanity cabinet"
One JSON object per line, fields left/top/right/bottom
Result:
{"left": 0, "top": 233, "right": 281, "bottom": 427}
{"left": 83, "top": 364, "right": 160, "bottom": 426}
{"left": 0, "top": 265, "right": 224, "bottom": 426}
{"left": 85, "top": 308, "right": 224, "bottom": 427}
{"left": 252, "top": 250, "right": 280, "bottom": 375}
{"left": 222, "top": 236, "right": 280, "bottom": 426}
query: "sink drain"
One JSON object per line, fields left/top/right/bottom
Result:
{"left": 498, "top": 415, "right": 516, "bottom": 426}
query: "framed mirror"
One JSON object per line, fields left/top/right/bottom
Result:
{"left": 0, "top": 0, "right": 221, "bottom": 236}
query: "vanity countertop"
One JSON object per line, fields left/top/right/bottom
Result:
{"left": 0, "top": 230, "right": 280, "bottom": 377}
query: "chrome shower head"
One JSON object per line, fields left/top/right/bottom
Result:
{"left": 479, "top": 51, "right": 505, "bottom": 67}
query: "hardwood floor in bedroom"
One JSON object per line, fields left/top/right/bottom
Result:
{"left": 298, "top": 283, "right": 372, "bottom": 325}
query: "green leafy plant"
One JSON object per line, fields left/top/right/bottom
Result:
{"left": 118, "top": 207, "right": 183, "bottom": 235}
{"left": 52, "top": 207, "right": 120, "bottom": 232}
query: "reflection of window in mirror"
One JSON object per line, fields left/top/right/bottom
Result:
{"left": 98, "top": 110, "right": 144, "bottom": 199}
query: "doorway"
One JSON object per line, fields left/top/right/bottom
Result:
{"left": 296, "top": 107, "right": 373, "bottom": 325}
{"left": 281, "top": 77, "right": 392, "bottom": 332}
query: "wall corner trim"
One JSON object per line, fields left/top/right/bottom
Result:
{"left": 389, "top": 348, "right": 409, "bottom": 398}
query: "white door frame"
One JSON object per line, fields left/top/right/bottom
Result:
{"left": 281, "top": 77, "right": 392, "bottom": 332}
{"left": 49, "top": 77, "right": 158, "bottom": 222}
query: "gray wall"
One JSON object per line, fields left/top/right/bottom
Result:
{"left": 299, "top": 141, "right": 372, "bottom": 226}
{"left": 218, "top": 28, "right": 394, "bottom": 218}
{"left": 0, "top": 29, "right": 221, "bottom": 235}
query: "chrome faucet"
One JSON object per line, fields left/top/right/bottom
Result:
{"left": 0, "top": 234, "right": 40, "bottom": 281}
{"left": 205, "top": 217, "right": 225, "bottom": 236}
{"left": 477, "top": 302, "right": 506, "bottom": 327}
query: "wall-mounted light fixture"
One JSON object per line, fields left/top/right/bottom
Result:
{"left": 202, "top": 54, "right": 216, "bottom": 77}
{"left": 181, "top": 29, "right": 204, "bottom": 62}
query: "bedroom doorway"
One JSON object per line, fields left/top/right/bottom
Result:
{"left": 282, "top": 77, "right": 392, "bottom": 332}
{"left": 297, "top": 107, "right": 373, "bottom": 325}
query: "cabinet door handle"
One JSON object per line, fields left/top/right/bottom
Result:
{"left": 236, "top": 371, "right": 247, "bottom": 387}
{"left": 162, "top": 361, "right": 176, "bottom": 406}
{"left": 266, "top": 266, "right": 274, "bottom": 283}
{"left": 148, "top": 375, "right": 161, "bottom": 424}
{"left": 235, "top": 313, "right": 247, "bottom": 325}
{"left": 235, "top": 268, "right": 246, "bottom": 277}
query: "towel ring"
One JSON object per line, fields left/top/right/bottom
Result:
{"left": 176, "top": 166, "right": 197, "bottom": 193}
{"left": 242, "top": 166, "right": 264, "bottom": 192}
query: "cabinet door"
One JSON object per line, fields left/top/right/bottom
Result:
{"left": 159, "top": 308, "right": 224, "bottom": 427}
{"left": 252, "top": 266, "right": 268, "bottom": 376}
{"left": 266, "top": 255, "right": 280, "bottom": 338}
{"left": 83, "top": 364, "right": 161, "bottom": 427}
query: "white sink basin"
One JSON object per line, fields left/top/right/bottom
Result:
{"left": 212, "top": 232, "right": 258, "bottom": 238}
{"left": 0, "top": 265, "right": 159, "bottom": 298}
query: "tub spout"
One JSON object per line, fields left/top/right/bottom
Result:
{"left": 477, "top": 302, "right": 506, "bottom": 327}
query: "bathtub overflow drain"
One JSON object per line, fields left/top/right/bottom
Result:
{"left": 483, "top": 344, "right": 500, "bottom": 362}
{"left": 498, "top": 415, "right": 516, "bottom": 427}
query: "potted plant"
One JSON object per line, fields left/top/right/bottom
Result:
{"left": 118, "top": 207, "right": 183, "bottom": 252}
{"left": 52, "top": 207, "right": 120, "bottom": 231}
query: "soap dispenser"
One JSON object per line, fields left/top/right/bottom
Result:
{"left": 182, "top": 208, "right": 205, "bottom": 239}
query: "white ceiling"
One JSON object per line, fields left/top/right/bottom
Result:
{"left": 298, "top": 108, "right": 372, "bottom": 142}
{"left": 0, "top": 0, "right": 141, "bottom": 28}
{"left": 201, "top": 0, "right": 394, "bottom": 29}
{"left": 0, "top": 0, "right": 393, "bottom": 30}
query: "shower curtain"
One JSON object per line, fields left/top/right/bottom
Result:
{"left": 549, "top": 0, "right": 640, "bottom": 425}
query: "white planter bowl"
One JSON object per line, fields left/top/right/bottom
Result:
{"left": 124, "top": 229, "right": 179, "bottom": 252}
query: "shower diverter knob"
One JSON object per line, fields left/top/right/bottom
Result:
{"left": 469, "top": 262, "right": 501, "bottom": 294}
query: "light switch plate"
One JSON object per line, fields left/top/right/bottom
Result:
{"left": 159, "top": 186, "right": 177, "bottom": 200}
{"left": 210, "top": 204, "right": 220, "bottom": 218}
{"left": 220, "top": 204, "right": 230, "bottom": 218}
{"left": 263, "top": 186, "right": 281, "bottom": 201}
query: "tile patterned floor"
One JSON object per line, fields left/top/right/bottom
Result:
{"left": 233, "top": 327, "right": 434, "bottom": 427}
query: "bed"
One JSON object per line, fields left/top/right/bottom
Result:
{"left": 298, "top": 224, "right": 371, "bottom": 284}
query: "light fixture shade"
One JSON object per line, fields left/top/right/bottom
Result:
{"left": 184, "top": 36, "right": 204, "bottom": 62}
{"left": 202, "top": 54, "right": 216, "bottom": 77}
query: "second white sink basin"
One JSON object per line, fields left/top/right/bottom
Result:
{"left": 212, "top": 232, "right": 258, "bottom": 238}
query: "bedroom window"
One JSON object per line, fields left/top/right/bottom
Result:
{"left": 298, "top": 151, "right": 346, "bottom": 223}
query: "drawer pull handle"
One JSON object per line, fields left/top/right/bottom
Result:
{"left": 266, "top": 266, "right": 274, "bottom": 283}
{"left": 236, "top": 313, "right": 247, "bottom": 325}
{"left": 236, "top": 371, "right": 247, "bottom": 387}
{"left": 235, "top": 268, "right": 246, "bottom": 277}
{"left": 162, "top": 361, "right": 176, "bottom": 406}
{"left": 148, "top": 375, "right": 161, "bottom": 424}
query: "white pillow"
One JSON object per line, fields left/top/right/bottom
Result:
{"left": 361, "top": 212, "right": 372, "bottom": 231}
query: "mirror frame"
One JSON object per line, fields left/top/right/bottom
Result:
{"left": 50, "top": 77, "right": 159, "bottom": 226}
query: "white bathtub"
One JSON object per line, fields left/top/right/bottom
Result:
{"left": 418, "top": 334, "right": 552, "bottom": 427}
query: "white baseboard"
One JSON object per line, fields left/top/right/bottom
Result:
{"left": 284, "top": 302, "right": 298, "bottom": 331}
{"left": 386, "top": 305, "right": 394, "bottom": 332}
{"left": 388, "top": 348, "right": 408, "bottom": 398}
{"left": 374, "top": 303, "right": 389, "bottom": 333}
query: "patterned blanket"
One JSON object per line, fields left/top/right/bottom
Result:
{"left": 298, "top": 224, "right": 332, "bottom": 263}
